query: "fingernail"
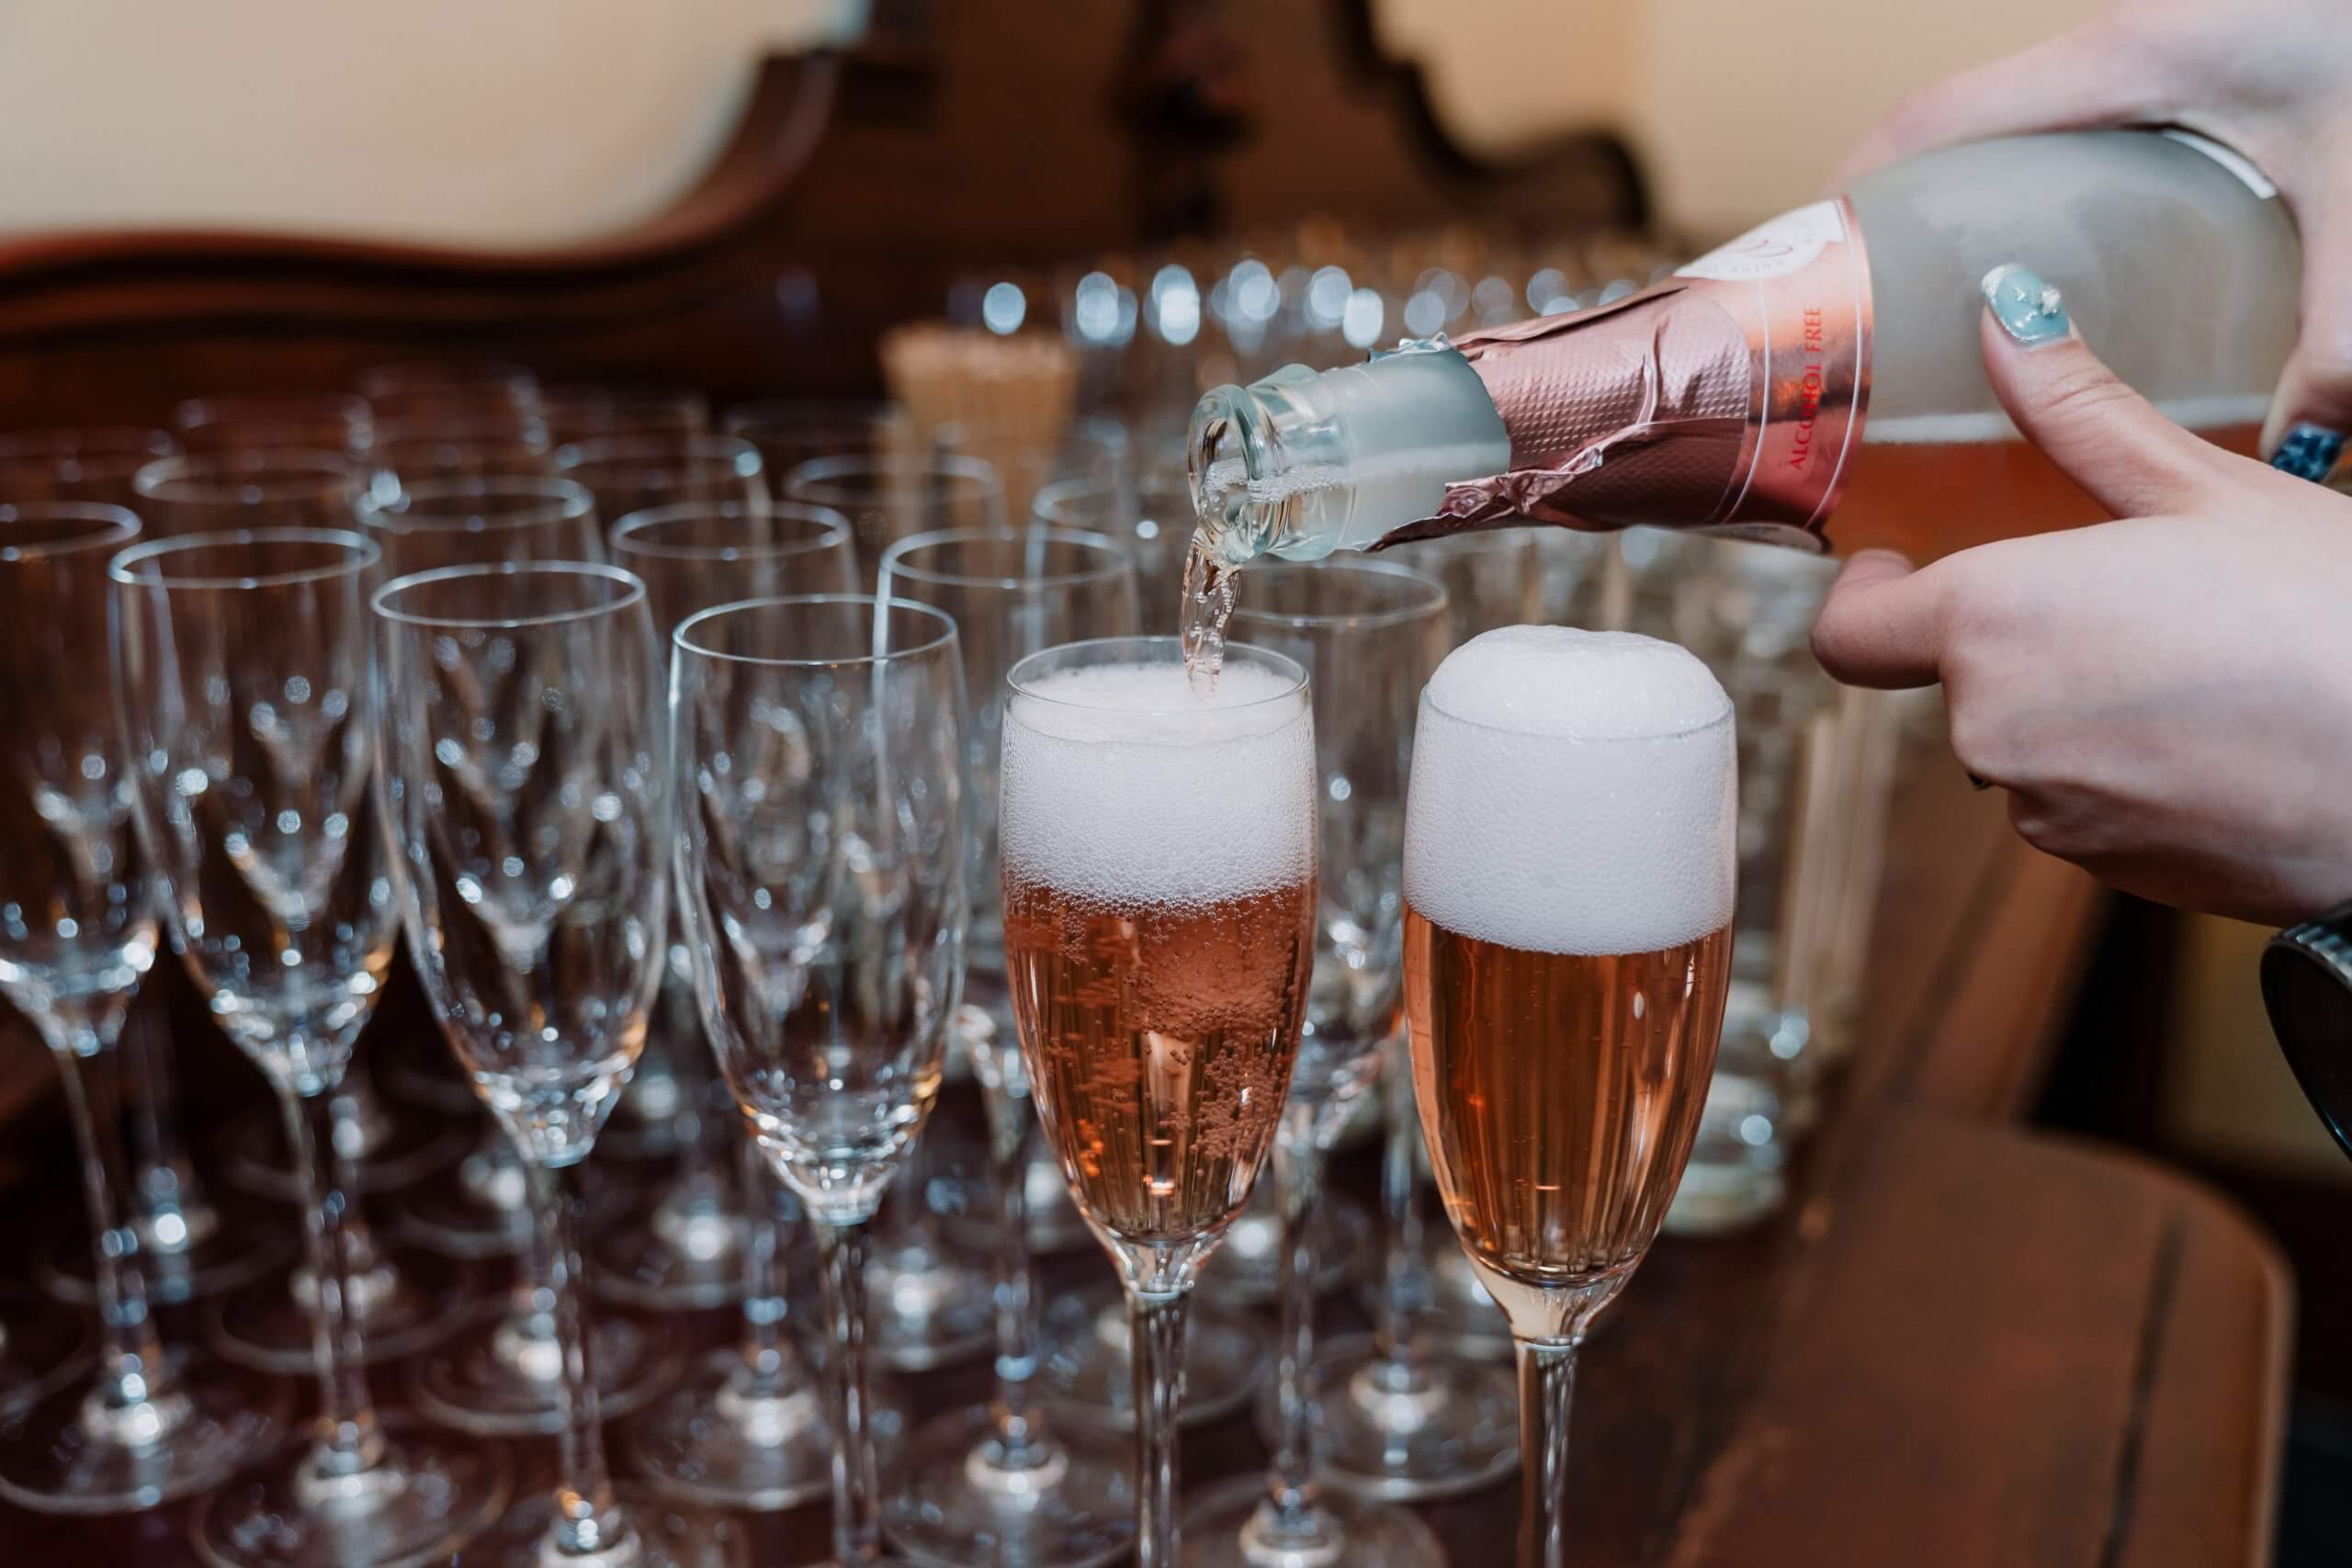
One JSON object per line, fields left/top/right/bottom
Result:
{"left": 1981, "top": 264, "right": 2071, "bottom": 347}
{"left": 2269, "top": 422, "right": 2345, "bottom": 483}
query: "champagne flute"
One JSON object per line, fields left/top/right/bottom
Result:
{"left": 1000, "top": 636, "right": 1317, "bottom": 1568}
{"left": 130, "top": 455, "right": 477, "bottom": 1382}
{"left": 609, "top": 502, "right": 869, "bottom": 1511}
{"left": 540, "top": 385, "right": 711, "bottom": 446}
{"left": 1402, "top": 626, "right": 1736, "bottom": 1568}
{"left": 1180, "top": 561, "right": 1449, "bottom": 1567}
{"left": 721, "top": 397, "right": 910, "bottom": 480}
{"left": 369, "top": 420, "right": 556, "bottom": 491}
{"left": 1030, "top": 475, "right": 1191, "bottom": 633}
{"left": 874, "top": 528, "right": 1139, "bottom": 1568}
{"left": 375, "top": 560, "right": 739, "bottom": 1568}
{"left": 672, "top": 594, "right": 967, "bottom": 1565}
{"left": 782, "top": 455, "right": 1003, "bottom": 587}
{"left": 0, "top": 502, "right": 285, "bottom": 1513}
{"left": 356, "top": 475, "right": 603, "bottom": 578}
{"left": 111, "top": 526, "right": 510, "bottom": 1566}
{"left": 353, "top": 363, "right": 542, "bottom": 433}
{"left": 0, "top": 427, "right": 180, "bottom": 507}
{"left": 173, "top": 393, "right": 377, "bottom": 457}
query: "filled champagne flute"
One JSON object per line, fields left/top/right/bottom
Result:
{"left": 0, "top": 503, "right": 285, "bottom": 1514}
{"left": 1001, "top": 637, "right": 1317, "bottom": 1568}
{"left": 609, "top": 502, "right": 865, "bottom": 1513}
{"left": 671, "top": 594, "right": 968, "bottom": 1566}
{"left": 1403, "top": 626, "right": 1736, "bottom": 1568}
{"left": 111, "top": 527, "right": 510, "bottom": 1567}
{"left": 374, "top": 561, "right": 740, "bottom": 1568}
{"left": 874, "top": 528, "right": 1140, "bottom": 1568}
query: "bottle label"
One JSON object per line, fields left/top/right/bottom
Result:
{"left": 1374, "top": 197, "right": 1873, "bottom": 554}
{"left": 1676, "top": 200, "right": 1849, "bottom": 283}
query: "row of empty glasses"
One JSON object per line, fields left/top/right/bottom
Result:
{"left": 0, "top": 362, "right": 1888, "bottom": 1568}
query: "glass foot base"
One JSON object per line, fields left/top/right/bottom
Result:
{"left": 0, "top": 1350, "right": 288, "bottom": 1515}
{"left": 854, "top": 1235, "right": 993, "bottom": 1372}
{"left": 1177, "top": 1472, "right": 1443, "bottom": 1568}
{"left": 589, "top": 1193, "right": 750, "bottom": 1313}
{"left": 883, "top": 1404, "right": 1135, "bottom": 1568}
{"left": 1198, "top": 1188, "right": 1373, "bottom": 1310}
{"left": 409, "top": 1306, "right": 682, "bottom": 1437}
{"left": 208, "top": 1253, "right": 480, "bottom": 1373}
{"left": 1041, "top": 1283, "right": 1272, "bottom": 1434}
{"left": 451, "top": 1485, "right": 748, "bottom": 1568}
{"left": 219, "top": 1105, "right": 469, "bottom": 1204}
{"left": 623, "top": 1348, "right": 909, "bottom": 1512}
{"left": 1284, "top": 1333, "right": 1517, "bottom": 1503}
{"left": 0, "top": 1295, "right": 96, "bottom": 1419}
{"left": 385, "top": 1170, "right": 531, "bottom": 1260}
{"left": 191, "top": 1415, "right": 512, "bottom": 1568}
{"left": 38, "top": 1202, "right": 295, "bottom": 1308}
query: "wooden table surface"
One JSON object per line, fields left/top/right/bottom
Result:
{"left": 0, "top": 745, "right": 2291, "bottom": 1566}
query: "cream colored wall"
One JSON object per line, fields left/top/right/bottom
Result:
{"left": 0, "top": 0, "right": 862, "bottom": 250}
{"left": 1385, "top": 0, "right": 2109, "bottom": 236}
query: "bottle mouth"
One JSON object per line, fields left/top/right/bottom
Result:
{"left": 1186, "top": 383, "right": 1265, "bottom": 570}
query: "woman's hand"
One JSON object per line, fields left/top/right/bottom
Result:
{"left": 1840, "top": 0, "right": 2352, "bottom": 463}
{"left": 1811, "top": 275, "right": 2352, "bottom": 925}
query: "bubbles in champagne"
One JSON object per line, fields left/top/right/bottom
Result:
{"left": 1404, "top": 626, "right": 1736, "bottom": 956}
{"left": 1001, "top": 658, "right": 1316, "bottom": 908}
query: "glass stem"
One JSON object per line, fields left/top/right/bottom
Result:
{"left": 529, "top": 1156, "right": 632, "bottom": 1560}
{"left": 815, "top": 1218, "right": 880, "bottom": 1565}
{"left": 1517, "top": 1340, "right": 1578, "bottom": 1568}
{"left": 126, "top": 1006, "right": 199, "bottom": 1236}
{"left": 277, "top": 1077, "right": 386, "bottom": 1489}
{"left": 1373, "top": 1033, "right": 1430, "bottom": 1371}
{"left": 737, "top": 1136, "right": 797, "bottom": 1398}
{"left": 51, "top": 1037, "right": 176, "bottom": 1427}
{"left": 1260, "top": 1104, "right": 1331, "bottom": 1540}
{"left": 1127, "top": 1286, "right": 1190, "bottom": 1568}
{"left": 982, "top": 1072, "right": 1047, "bottom": 1464}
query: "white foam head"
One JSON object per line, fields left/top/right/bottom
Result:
{"left": 1404, "top": 626, "right": 1736, "bottom": 955}
{"left": 1001, "top": 654, "right": 1315, "bottom": 907}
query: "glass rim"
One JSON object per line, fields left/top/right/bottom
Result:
{"left": 782, "top": 452, "right": 1002, "bottom": 504}
{"left": 0, "top": 425, "right": 179, "bottom": 462}
{"left": 371, "top": 559, "right": 646, "bottom": 630}
{"left": 1005, "top": 635, "right": 1307, "bottom": 717}
{"left": 672, "top": 592, "right": 959, "bottom": 669}
{"left": 1030, "top": 473, "right": 1193, "bottom": 520}
{"left": 356, "top": 362, "right": 539, "bottom": 399}
{"left": 356, "top": 475, "right": 594, "bottom": 534}
{"left": 1227, "top": 558, "right": 1450, "bottom": 632}
{"left": 1420, "top": 674, "right": 1735, "bottom": 743}
{"left": 552, "top": 433, "right": 762, "bottom": 476}
{"left": 172, "top": 391, "right": 374, "bottom": 432}
{"left": 720, "top": 396, "right": 900, "bottom": 435}
{"left": 878, "top": 525, "right": 1132, "bottom": 592}
{"left": 0, "top": 502, "right": 141, "bottom": 560}
{"left": 131, "top": 449, "right": 371, "bottom": 504}
{"left": 608, "top": 499, "right": 853, "bottom": 562}
{"left": 108, "top": 525, "right": 379, "bottom": 591}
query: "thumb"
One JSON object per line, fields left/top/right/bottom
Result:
{"left": 1976, "top": 264, "right": 2234, "bottom": 518}
{"left": 2260, "top": 202, "right": 2352, "bottom": 473}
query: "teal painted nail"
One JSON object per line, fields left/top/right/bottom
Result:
{"left": 1982, "top": 263, "right": 2071, "bottom": 346}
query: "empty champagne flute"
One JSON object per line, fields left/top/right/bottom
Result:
{"left": 554, "top": 434, "right": 766, "bottom": 526}
{"left": 874, "top": 528, "right": 1139, "bottom": 1568}
{"left": 1403, "top": 627, "right": 1736, "bottom": 1568}
{"left": 111, "top": 527, "right": 509, "bottom": 1566}
{"left": 721, "top": 397, "right": 910, "bottom": 479}
{"left": 1181, "top": 561, "right": 1449, "bottom": 1568}
{"left": 610, "top": 502, "right": 866, "bottom": 1511}
{"left": 1001, "top": 637, "right": 1317, "bottom": 1568}
{"left": 0, "top": 502, "right": 284, "bottom": 1513}
{"left": 130, "top": 455, "right": 473, "bottom": 1382}
{"left": 1030, "top": 475, "right": 1191, "bottom": 629}
{"left": 375, "top": 560, "right": 738, "bottom": 1567}
{"left": 782, "top": 455, "right": 1003, "bottom": 587}
{"left": 672, "top": 595, "right": 967, "bottom": 1565}
{"left": 353, "top": 363, "right": 542, "bottom": 432}
{"left": 540, "top": 385, "right": 711, "bottom": 446}
{"left": 355, "top": 475, "right": 602, "bottom": 578}
{"left": 369, "top": 419, "right": 556, "bottom": 491}
{"left": 0, "top": 427, "right": 180, "bottom": 507}
{"left": 172, "top": 393, "right": 376, "bottom": 457}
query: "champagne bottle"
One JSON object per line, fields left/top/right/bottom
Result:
{"left": 1186, "top": 130, "right": 2298, "bottom": 569}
